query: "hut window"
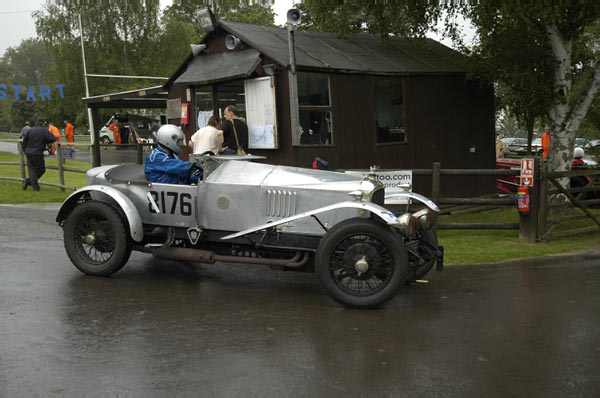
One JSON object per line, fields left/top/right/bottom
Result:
{"left": 298, "top": 72, "right": 333, "bottom": 145}
{"left": 375, "top": 78, "right": 406, "bottom": 143}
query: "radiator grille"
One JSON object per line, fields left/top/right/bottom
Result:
{"left": 266, "top": 190, "right": 297, "bottom": 217}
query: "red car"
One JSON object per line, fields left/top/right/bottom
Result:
{"left": 496, "top": 158, "right": 597, "bottom": 197}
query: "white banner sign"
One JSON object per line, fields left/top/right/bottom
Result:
{"left": 345, "top": 170, "right": 412, "bottom": 204}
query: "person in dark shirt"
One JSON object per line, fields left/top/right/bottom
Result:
{"left": 21, "top": 118, "right": 56, "bottom": 191}
{"left": 220, "top": 105, "right": 248, "bottom": 155}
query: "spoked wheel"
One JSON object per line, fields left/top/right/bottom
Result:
{"left": 316, "top": 218, "right": 408, "bottom": 308}
{"left": 63, "top": 201, "right": 132, "bottom": 276}
{"left": 405, "top": 229, "right": 439, "bottom": 283}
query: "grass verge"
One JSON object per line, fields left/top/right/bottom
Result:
{"left": 0, "top": 151, "right": 89, "bottom": 203}
{"left": 438, "top": 207, "right": 600, "bottom": 265}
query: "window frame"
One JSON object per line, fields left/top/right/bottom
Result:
{"left": 374, "top": 77, "right": 408, "bottom": 146}
{"left": 297, "top": 71, "right": 334, "bottom": 147}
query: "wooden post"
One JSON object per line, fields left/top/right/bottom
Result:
{"left": 432, "top": 162, "right": 441, "bottom": 203}
{"left": 137, "top": 142, "right": 144, "bottom": 165}
{"left": 537, "top": 161, "right": 549, "bottom": 241}
{"left": 56, "top": 143, "right": 65, "bottom": 191}
{"left": 17, "top": 141, "right": 26, "bottom": 182}
{"left": 519, "top": 158, "right": 540, "bottom": 242}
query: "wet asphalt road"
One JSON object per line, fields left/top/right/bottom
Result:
{"left": 1, "top": 205, "right": 600, "bottom": 397}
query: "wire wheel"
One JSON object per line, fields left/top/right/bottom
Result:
{"left": 316, "top": 218, "right": 407, "bottom": 308}
{"left": 64, "top": 201, "right": 132, "bottom": 276}
{"left": 329, "top": 234, "right": 395, "bottom": 296}
{"left": 73, "top": 213, "right": 116, "bottom": 264}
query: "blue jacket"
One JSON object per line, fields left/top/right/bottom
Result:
{"left": 144, "top": 146, "right": 198, "bottom": 184}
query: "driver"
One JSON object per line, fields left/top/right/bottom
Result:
{"left": 145, "top": 124, "right": 201, "bottom": 184}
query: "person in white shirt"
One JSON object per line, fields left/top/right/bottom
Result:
{"left": 189, "top": 116, "right": 224, "bottom": 155}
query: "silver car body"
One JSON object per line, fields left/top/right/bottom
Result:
{"left": 69, "top": 159, "right": 437, "bottom": 241}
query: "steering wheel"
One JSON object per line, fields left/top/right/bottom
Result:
{"left": 186, "top": 162, "right": 203, "bottom": 184}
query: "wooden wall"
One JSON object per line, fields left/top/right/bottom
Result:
{"left": 247, "top": 72, "right": 496, "bottom": 198}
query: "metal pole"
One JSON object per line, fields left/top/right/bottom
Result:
{"left": 78, "top": 15, "right": 95, "bottom": 143}
{"left": 86, "top": 73, "right": 168, "bottom": 80}
{"left": 287, "top": 23, "right": 301, "bottom": 146}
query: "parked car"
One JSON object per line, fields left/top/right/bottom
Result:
{"left": 576, "top": 137, "right": 587, "bottom": 148}
{"left": 496, "top": 157, "right": 598, "bottom": 197}
{"left": 531, "top": 138, "right": 543, "bottom": 153}
{"left": 505, "top": 137, "right": 528, "bottom": 155}
{"left": 585, "top": 139, "right": 600, "bottom": 149}
{"left": 99, "top": 114, "right": 157, "bottom": 144}
{"left": 56, "top": 156, "right": 444, "bottom": 308}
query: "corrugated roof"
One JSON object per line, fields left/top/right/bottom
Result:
{"left": 174, "top": 49, "right": 262, "bottom": 85}
{"left": 220, "top": 21, "right": 466, "bottom": 74}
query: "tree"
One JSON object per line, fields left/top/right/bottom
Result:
{"left": 33, "top": 0, "right": 166, "bottom": 128}
{"left": 464, "top": 2, "right": 600, "bottom": 175}
{"left": 0, "top": 39, "right": 52, "bottom": 130}
{"left": 162, "top": 0, "right": 275, "bottom": 35}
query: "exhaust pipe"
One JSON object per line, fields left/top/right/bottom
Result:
{"left": 136, "top": 246, "right": 310, "bottom": 268}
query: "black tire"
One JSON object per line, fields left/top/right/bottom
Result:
{"left": 315, "top": 218, "right": 408, "bottom": 308}
{"left": 405, "top": 229, "right": 438, "bottom": 283}
{"left": 100, "top": 136, "right": 111, "bottom": 144}
{"left": 63, "top": 201, "right": 132, "bottom": 276}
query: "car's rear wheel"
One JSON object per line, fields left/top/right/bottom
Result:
{"left": 315, "top": 218, "right": 407, "bottom": 308}
{"left": 64, "top": 201, "right": 132, "bottom": 276}
{"left": 405, "top": 229, "right": 438, "bottom": 283}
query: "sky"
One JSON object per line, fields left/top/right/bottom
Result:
{"left": 0, "top": 0, "right": 468, "bottom": 57}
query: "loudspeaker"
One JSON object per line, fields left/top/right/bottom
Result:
{"left": 190, "top": 44, "right": 207, "bottom": 57}
{"left": 225, "top": 35, "right": 242, "bottom": 50}
{"left": 286, "top": 8, "right": 301, "bottom": 25}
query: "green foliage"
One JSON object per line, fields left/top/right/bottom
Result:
{"left": 162, "top": 0, "right": 275, "bottom": 36}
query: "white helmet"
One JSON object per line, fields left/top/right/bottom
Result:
{"left": 156, "top": 124, "right": 185, "bottom": 155}
{"left": 574, "top": 147, "right": 584, "bottom": 159}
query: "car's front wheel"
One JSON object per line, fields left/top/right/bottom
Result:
{"left": 63, "top": 201, "right": 132, "bottom": 276}
{"left": 315, "top": 218, "right": 407, "bottom": 308}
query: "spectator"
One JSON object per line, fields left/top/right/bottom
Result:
{"left": 495, "top": 133, "right": 506, "bottom": 158}
{"left": 110, "top": 119, "right": 121, "bottom": 146}
{"left": 220, "top": 105, "right": 248, "bottom": 155}
{"left": 542, "top": 125, "right": 551, "bottom": 159}
{"left": 64, "top": 119, "right": 75, "bottom": 146}
{"left": 189, "top": 116, "right": 224, "bottom": 156}
{"left": 19, "top": 121, "right": 31, "bottom": 142}
{"left": 48, "top": 122, "right": 62, "bottom": 155}
{"left": 21, "top": 118, "right": 56, "bottom": 191}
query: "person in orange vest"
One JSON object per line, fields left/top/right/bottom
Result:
{"left": 48, "top": 122, "right": 62, "bottom": 155}
{"left": 542, "top": 125, "right": 551, "bottom": 159}
{"left": 64, "top": 119, "right": 74, "bottom": 146}
{"left": 109, "top": 119, "right": 121, "bottom": 147}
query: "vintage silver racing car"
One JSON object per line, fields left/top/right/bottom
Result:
{"left": 56, "top": 156, "right": 443, "bottom": 308}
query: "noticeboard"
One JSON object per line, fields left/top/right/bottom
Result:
{"left": 244, "top": 77, "right": 278, "bottom": 149}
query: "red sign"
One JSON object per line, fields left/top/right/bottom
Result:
{"left": 520, "top": 158, "right": 534, "bottom": 186}
{"left": 180, "top": 103, "right": 189, "bottom": 124}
